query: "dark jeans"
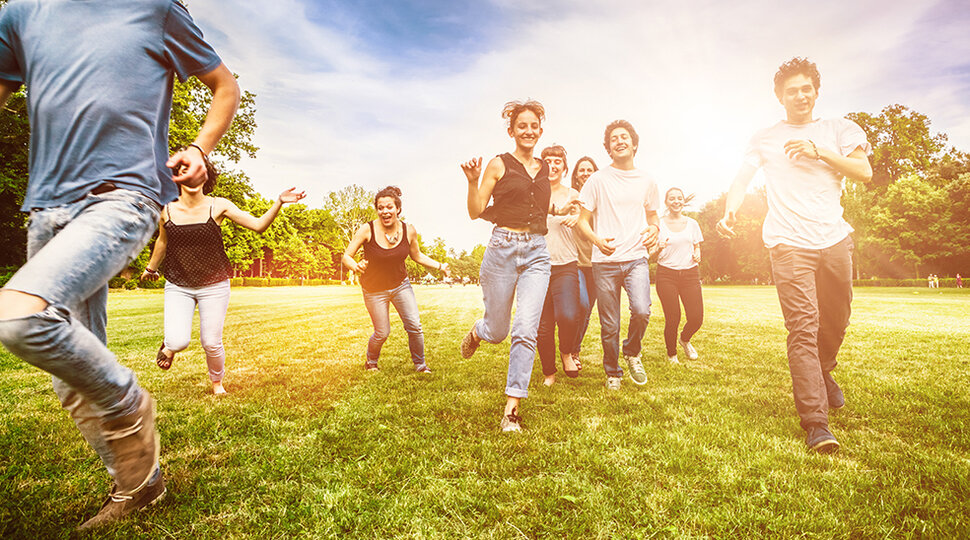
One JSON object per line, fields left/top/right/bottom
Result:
{"left": 593, "top": 257, "right": 652, "bottom": 378}
{"left": 572, "top": 265, "right": 597, "bottom": 355}
{"left": 537, "top": 263, "right": 582, "bottom": 376}
{"left": 655, "top": 265, "right": 704, "bottom": 356}
{"left": 769, "top": 236, "right": 853, "bottom": 430}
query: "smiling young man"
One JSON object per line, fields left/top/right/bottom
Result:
{"left": 0, "top": 0, "right": 239, "bottom": 528}
{"left": 575, "top": 120, "right": 661, "bottom": 390}
{"left": 716, "top": 58, "right": 872, "bottom": 453}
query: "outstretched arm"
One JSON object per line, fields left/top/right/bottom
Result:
{"left": 218, "top": 188, "right": 306, "bottom": 232}
{"left": 408, "top": 224, "right": 450, "bottom": 276}
{"left": 168, "top": 63, "right": 241, "bottom": 186}
{"left": 716, "top": 163, "right": 757, "bottom": 238}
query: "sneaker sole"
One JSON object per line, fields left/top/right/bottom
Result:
{"left": 810, "top": 438, "right": 840, "bottom": 454}
{"left": 628, "top": 373, "right": 647, "bottom": 386}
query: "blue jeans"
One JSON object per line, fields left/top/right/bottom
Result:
{"left": 592, "top": 257, "right": 652, "bottom": 378}
{"left": 572, "top": 265, "right": 596, "bottom": 355}
{"left": 475, "top": 227, "right": 551, "bottom": 399}
{"left": 537, "top": 262, "right": 581, "bottom": 376}
{"left": 0, "top": 188, "right": 160, "bottom": 477}
{"left": 362, "top": 279, "right": 425, "bottom": 367}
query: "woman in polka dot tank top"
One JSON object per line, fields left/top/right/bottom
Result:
{"left": 142, "top": 168, "right": 305, "bottom": 394}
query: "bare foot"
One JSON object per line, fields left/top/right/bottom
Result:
{"left": 543, "top": 374, "right": 556, "bottom": 386}
{"left": 212, "top": 381, "right": 227, "bottom": 395}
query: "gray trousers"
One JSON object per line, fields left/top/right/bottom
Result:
{"left": 769, "top": 236, "right": 853, "bottom": 430}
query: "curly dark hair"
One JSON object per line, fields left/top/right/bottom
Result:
{"left": 502, "top": 99, "right": 545, "bottom": 128}
{"left": 375, "top": 185, "right": 403, "bottom": 215}
{"left": 773, "top": 57, "right": 820, "bottom": 97}
{"left": 602, "top": 120, "right": 639, "bottom": 156}
{"left": 570, "top": 156, "right": 598, "bottom": 191}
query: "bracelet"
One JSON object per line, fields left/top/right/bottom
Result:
{"left": 145, "top": 268, "right": 158, "bottom": 275}
{"left": 187, "top": 143, "right": 207, "bottom": 157}
{"left": 809, "top": 140, "right": 820, "bottom": 160}
{"left": 437, "top": 262, "right": 442, "bottom": 270}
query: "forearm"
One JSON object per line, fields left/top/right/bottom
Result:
{"left": 252, "top": 200, "right": 284, "bottom": 233}
{"left": 193, "top": 66, "right": 241, "bottom": 154}
{"left": 817, "top": 148, "right": 872, "bottom": 183}
{"left": 412, "top": 252, "right": 442, "bottom": 271}
{"left": 341, "top": 253, "right": 361, "bottom": 272}
{"left": 467, "top": 182, "right": 485, "bottom": 219}
{"left": 145, "top": 240, "right": 167, "bottom": 271}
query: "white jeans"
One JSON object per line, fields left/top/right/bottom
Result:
{"left": 163, "top": 279, "right": 231, "bottom": 382}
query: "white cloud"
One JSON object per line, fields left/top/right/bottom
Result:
{"left": 187, "top": 0, "right": 970, "bottom": 250}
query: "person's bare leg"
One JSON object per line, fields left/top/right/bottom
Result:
{"left": 0, "top": 290, "right": 48, "bottom": 320}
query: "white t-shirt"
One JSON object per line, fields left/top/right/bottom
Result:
{"left": 545, "top": 188, "right": 580, "bottom": 266}
{"left": 744, "top": 117, "right": 871, "bottom": 249}
{"left": 658, "top": 217, "right": 703, "bottom": 270}
{"left": 578, "top": 166, "right": 660, "bottom": 263}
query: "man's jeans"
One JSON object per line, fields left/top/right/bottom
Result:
{"left": 475, "top": 227, "right": 551, "bottom": 399}
{"left": 769, "top": 236, "right": 853, "bottom": 430}
{"left": 593, "top": 257, "right": 652, "bottom": 378}
{"left": 0, "top": 189, "right": 160, "bottom": 477}
{"left": 362, "top": 278, "right": 425, "bottom": 367}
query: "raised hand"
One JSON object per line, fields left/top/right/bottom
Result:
{"left": 716, "top": 212, "right": 737, "bottom": 239}
{"left": 440, "top": 262, "right": 451, "bottom": 278}
{"left": 460, "top": 157, "right": 483, "bottom": 183}
{"left": 278, "top": 187, "right": 307, "bottom": 204}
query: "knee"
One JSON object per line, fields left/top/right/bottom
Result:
{"left": 165, "top": 336, "right": 191, "bottom": 353}
{"left": 201, "top": 339, "right": 224, "bottom": 358}
{"left": 371, "top": 326, "right": 390, "bottom": 343}
{"left": 0, "top": 304, "right": 68, "bottom": 359}
{"left": 0, "top": 290, "right": 49, "bottom": 321}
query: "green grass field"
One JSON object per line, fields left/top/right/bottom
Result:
{"left": 1, "top": 285, "right": 968, "bottom": 538}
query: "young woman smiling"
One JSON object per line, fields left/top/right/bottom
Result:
{"left": 459, "top": 99, "right": 557, "bottom": 432}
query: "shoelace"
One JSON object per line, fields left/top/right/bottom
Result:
{"left": 109, "top": 492, "right": 134, "bottom": 503}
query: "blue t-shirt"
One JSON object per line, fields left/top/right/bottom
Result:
{"left": 0, "top": 0, "right": 222, "bottom": 210}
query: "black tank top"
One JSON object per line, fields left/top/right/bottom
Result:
{"left": 479, "top": 153, "right": 551, "bottom": 234}
{"left": 360, "top": 220, "right": 409, "bottom": 292}
{"left": 159, "top": 203, "right": 233, "bottom": 288}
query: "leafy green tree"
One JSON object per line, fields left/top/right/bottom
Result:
{"left": 0, "top": 89, "right": 28, "bottom": 265}
{"left": 869, "top": 174, "right": 953, "bottom": 277}
{"left": 847, "top": 105, "right": 949, "bottom": 189}
{"left": 695, "top": 189, "right": 770, "bottom": 283}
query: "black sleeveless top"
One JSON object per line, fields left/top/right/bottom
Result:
{"left": 479, "top": 153, "right": 551, "bottom": 234}
{"left": 159, "top": 204, "right": 233, "bottom": 288}
{"left": 360, "top": 220, "right": 410, "bottom": 292}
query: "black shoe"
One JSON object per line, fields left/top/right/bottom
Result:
{"left": 460, "top": 328, "right": 481, "bottom": 359}
{"left": 806, "top": 424, "right": 840, "bottom": 454}
{"left": 823, "top": 371, "right": 845, "bottom": 409}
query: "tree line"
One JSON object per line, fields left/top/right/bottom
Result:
{"left": 1, "top": 75, "right": 967, "bottom": 283}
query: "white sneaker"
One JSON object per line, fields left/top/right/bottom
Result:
{"left": 679, "top": 339, "right": 699, "bottom": 360}
{"left": 606, "top": 376, "right": 622, "bottom": 391}
{"left": 667, "top": 354, "right": 680, "bottom": 364}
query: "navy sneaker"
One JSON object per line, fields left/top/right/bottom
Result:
{"left": 823, "top": 371, "right": 845, "bottom": 409}
{"left": 806, "top": 424, "right": 840, "bottom": 453}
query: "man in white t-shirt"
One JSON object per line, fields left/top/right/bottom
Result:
{"left": 717, "top": 58, "right": 872, "bottom": 453}
{"left": 576, "top": 120, "right": 660, "bottom": 389}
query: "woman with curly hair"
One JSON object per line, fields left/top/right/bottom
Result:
{"left": 458, "top": 99, "right": 561, "bottom": 432}
{"left": 342, "top": 186, "right": 449, "bottom": 373}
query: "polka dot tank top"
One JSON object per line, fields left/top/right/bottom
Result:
{"left": 159, "top": 203, "right": 233, "bottom": 287}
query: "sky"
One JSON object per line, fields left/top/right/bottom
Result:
{"left": 186, "top": 0, "right": 970, "bottom": 251}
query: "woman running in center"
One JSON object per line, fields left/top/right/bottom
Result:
{"left": 342, "top": 186, "right": 449, "bottom": 373}
{"left": 536, "top": 145, "right": 583, "bottom": 386}
{"left": 459, "top": 99, "right": 560, "bottom": 432}
{"left": 655, "top": 187, "right": 704, "bottom": 363}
